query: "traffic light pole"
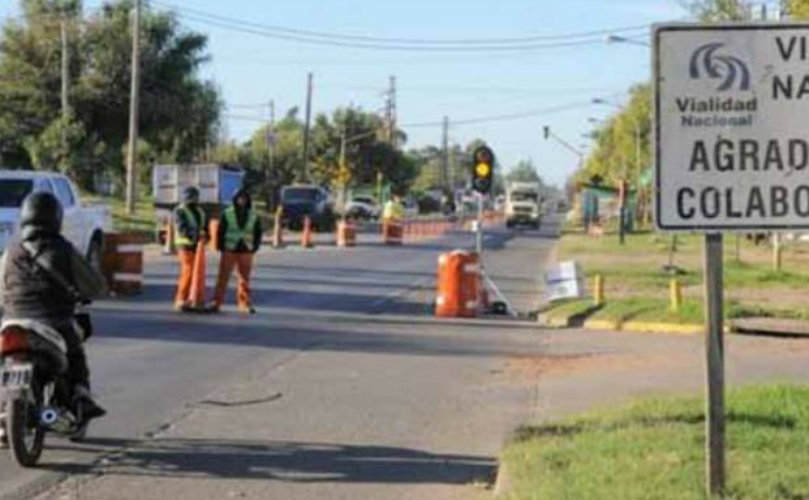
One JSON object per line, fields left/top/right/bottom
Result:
{"left": 476, "top": 192, "right": 484, "bottom": 257}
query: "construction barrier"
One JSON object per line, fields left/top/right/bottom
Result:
{"left": 337, "top": 219, "right": 356, "bottom": 247}
{"left": 188, "top": 240, "right": 208, "bottom": 308}
{"left": 383, "top": 220, "right": 403, "bottom": 245}
{"left": 103, "top": 233, "right": 147, "bottom": 296}
{"left": 435, "top": 250, "right": 479, "bottom": 318}
{"left": 301, "top": 215, "right": 314, "bottom": 248}
{"left": 208, "top": 218, "right": 220, "bottom": 251}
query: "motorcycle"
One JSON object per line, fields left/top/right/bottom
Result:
{"left": 0, "top": 319, "right": 90, "bottom": 467}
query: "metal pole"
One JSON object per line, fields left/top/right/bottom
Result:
{"left": 476, "top": 193, "right": 483, "bottom": 257}
{"left": 268, "top": 99, "right": 275, "bottom": 172}
{"left": 340, "top": 130, "right": 347, "bottom": 212}
{"left": 703, "top": 233, "right": 726, "bottom": 497}
{"left": 302, "top": 72, "right": 313, "bottom": 183}
{"left": 442, "top": 116, "right": 449, "bottom": 189}
{"left": 125, "top": 0, "right": 141, "bottom": 215}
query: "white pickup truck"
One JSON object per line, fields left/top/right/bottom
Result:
{"left": 0, "top": 171, "right": 111, "bottom": 269}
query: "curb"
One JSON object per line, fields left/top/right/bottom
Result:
{"left": 492, "top": 460, "right": 512, "bottom": 499}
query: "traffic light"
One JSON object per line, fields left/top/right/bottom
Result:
{"left": 471, "top": 145, "right": 495, "bottom": 194}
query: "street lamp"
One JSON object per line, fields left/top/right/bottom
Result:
{"left": 543, "top": 125, "right": 585, "bottom": 168}
{"left": 605, "top": 34, "right": 651, "bottom": 47}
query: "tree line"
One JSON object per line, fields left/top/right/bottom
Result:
{"left": 1, "top": 0, "right": 547, "bottom": 202}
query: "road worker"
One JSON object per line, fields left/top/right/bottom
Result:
{"left": 382, "top": 193, "right": 405, "bottom": 223}
{"left": 211, "top": 188, "right": 262, "bottom": 314}
{"left": 173, "top": 186, "right": 207, "bottom": 312}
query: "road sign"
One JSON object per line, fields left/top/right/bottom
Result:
{"left": 655, "top": 23, "right": 809, "bottom": 231}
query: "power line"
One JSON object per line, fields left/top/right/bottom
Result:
{"left": 153, "top": 0, "right": 649, "bottom": 47}
{"left": 152, "top": 1, "right": 650, "bottom": 52}
{"left": 402, "top": 100, "right": 598, "bottom": 128}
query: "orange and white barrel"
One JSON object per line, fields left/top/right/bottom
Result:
{"left": 435, "top": 250, "right": 479, "bottom": 318}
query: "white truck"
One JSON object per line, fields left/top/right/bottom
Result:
{"left": 505, "top": 181, "right": 543, "bottom": 229}
{"left": 0, "top": 171, "right": 111, "bottom": 269}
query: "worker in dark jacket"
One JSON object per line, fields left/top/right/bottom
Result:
{"left": 0, "top": 192, "right": 107, "bottom": 425}
{"left": 173, "top": 186, "right": 207, "bottom": 311}
{"left": 211, "top": 188, "right": 261, "bottom": 314}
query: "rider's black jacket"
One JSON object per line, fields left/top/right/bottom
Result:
{"left": 0, "top": 228, "right": 106, "bottom": 325}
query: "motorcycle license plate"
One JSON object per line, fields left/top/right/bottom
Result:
{"left": 0, "top": 363, "right": 32, "bottom": 390}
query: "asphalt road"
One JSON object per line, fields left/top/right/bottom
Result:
{"left": 0, "top": 218, "right": 559, "bottom": 500}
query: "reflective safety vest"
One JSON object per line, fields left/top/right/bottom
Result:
{"left": 383, "top": 200, "right": 404, "bottom": 220}
{"left": 223, "top": 206, "right": 258, "bottom": 251}
{"left": 174, "top": 205, "right": 206, "bottom": 247}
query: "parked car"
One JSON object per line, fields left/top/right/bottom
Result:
{"left": 402, "top": 198, "right": 419, "bottom": 218}
{"left": 345, "top": 195, "right": 380, "bottom": 220}
{"left": 281, "top": 185, "right": 335, "bottom": 231}
{"left": 0, "top": 171, "right": 111, "bottom": 270}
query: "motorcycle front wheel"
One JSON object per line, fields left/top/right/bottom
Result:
{"left": 7, "top": 392, "right": 45, "bottom": 467}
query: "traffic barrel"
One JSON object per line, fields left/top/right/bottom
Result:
{"left": 103, "top": 233, "right": 145, "bottom": 296}
{"left": 301, "top": 215, "right": 314, "bottom": 248}
{"left": 383, "top": 220, "right": 403, "bottom": 245}
{"left": 435, "top": 250, "right": 479, "bottom": 318}
{"left": 188, "top": 240, "right": 207, "bottom": 308}
{"left": 337, "top": 219, "right": 356, "bottom": 247}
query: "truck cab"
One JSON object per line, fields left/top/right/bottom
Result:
{"left": 505, "top": 182, "right": 542, "bottom": 229}
{"left": 0, "top": 171, "right": 110, "bottom": 269}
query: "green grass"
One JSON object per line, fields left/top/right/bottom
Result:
{"left": 501, "top": 384, "right": 809, "bottom": 500}
{"left": 84, "top": 194, "right": 157, "bottom": 234}
{"left": 554, "top": 230, "right": 809, "bottom": 323}
{"left": 539, "top": 299, "right": 595, "bottom": 320}
{"left": 588, "top": 297, "right": 704, "bottom": 325}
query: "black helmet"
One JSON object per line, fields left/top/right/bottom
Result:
{"left": 20, "top": 191, "right": 63, "bottom": 234}
{"left": 183, "top": 186, "right": 200, "bottom": 203}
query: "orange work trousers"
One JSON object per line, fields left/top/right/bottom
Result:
{"left": 174, "top": 249, "right": 196, "bottom": 306}
{"left": 213, "top": 252, "right": 254, "bottom": 308}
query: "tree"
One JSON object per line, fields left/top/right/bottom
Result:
{"left": 0, "top": 0, "right": 221, "bottom": 192}
{"left": 308, "top": 106, "right": 415, "bottom": 194}
{"left": 506, "top": 159, "right": 542, "bottom": 184}
{"left": 683, "top": 0, "right": 755, "bottom": 21}
{"left": 785, "top": 0, "right": 809, "bottom": 19}
{"left": 579, "top": 83, "right": 651, "bottom": 187}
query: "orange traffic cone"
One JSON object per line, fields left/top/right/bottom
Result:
{"left": 301, "top": 216, "right": 314, "bottom": 248}
{"left": 273, "top": 207, "right": 284, "bottom": 248}
{"left": 188, "top": 240, "right": 207, "bottom": 310}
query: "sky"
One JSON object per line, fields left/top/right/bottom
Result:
{"left": 0, "top": 0, "right": 692, "bottom": 187}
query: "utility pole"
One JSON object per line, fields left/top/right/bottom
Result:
{"left": 266, "top": 99, "right": 276, "bottom": 210}
{"left": 125, "top": 0, "right": 141, "bottom": 215}
{"left": 388, "top": 76, "right": 397, "bottom": 147}
{"left": 301, "top": 72, "right": 313, "bottom": 183}
{"left": 268, "top": 100, "right": 275, "bottom": 172}
{"left": 60, "top": 13, "right": 70, "bottom": 159}
{"left": 60, "top": 17, "right": 69, "bottom": 121}
{"left": 441, "top": 116, "right": 449, "bottom": 189}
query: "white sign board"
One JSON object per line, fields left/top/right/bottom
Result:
{"left": 655, "top": 24, "right": 809, "bottom": 231}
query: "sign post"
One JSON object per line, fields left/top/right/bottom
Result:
{"left": 654, "top": 23, "right": 809, "bottom": 496}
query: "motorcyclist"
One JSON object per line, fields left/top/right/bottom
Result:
{"left": 0, "top": 192, "right": 107, "bottom": 435}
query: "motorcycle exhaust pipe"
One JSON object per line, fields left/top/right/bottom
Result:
{"left": 40, "top": 407, "right": 74, "bottom": 433}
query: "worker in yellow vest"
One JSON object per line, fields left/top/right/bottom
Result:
{"left": 173, "top": 187, "right": 207, "bottom": 311}
{"left": 211, "top": 188, "right": 262, "bottom": 314}
{"left": 382, "top": 193, "right": 405, "bottom": 222}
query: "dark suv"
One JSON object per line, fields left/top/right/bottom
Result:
{"left": 280, "top": 185, "right": 335, "bottom": 231}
